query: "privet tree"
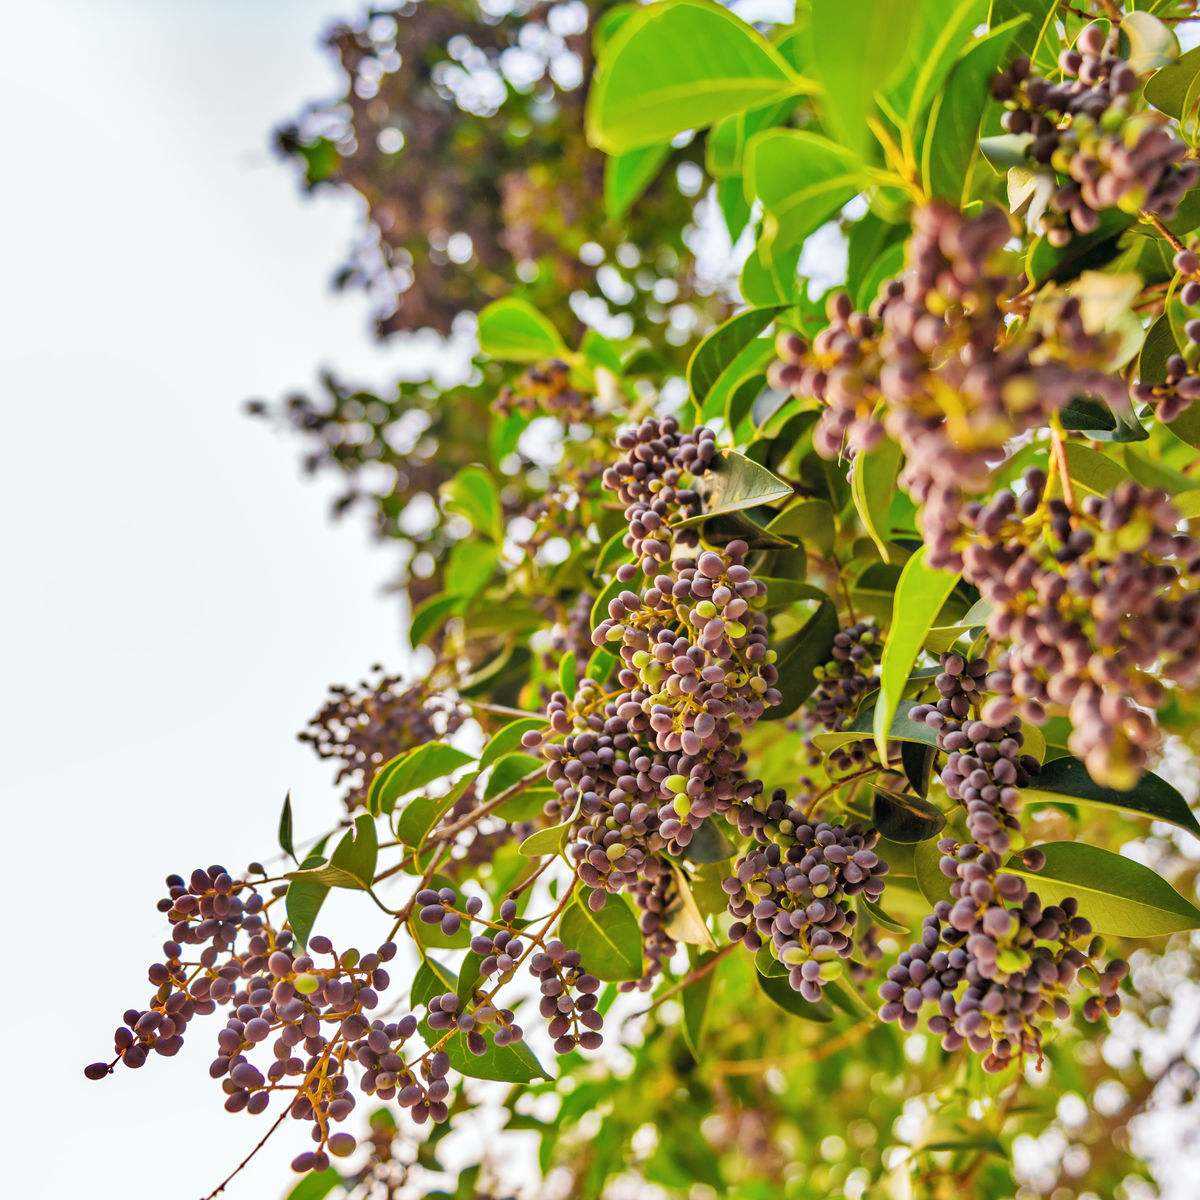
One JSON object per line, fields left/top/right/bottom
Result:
{"left": 88, "top": 2, "right": 1200, "bottom": 1197}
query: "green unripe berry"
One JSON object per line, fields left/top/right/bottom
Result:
{"left": 295, "top": 973, "right": 320, "bottom": 995}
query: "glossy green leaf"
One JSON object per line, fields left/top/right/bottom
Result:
{"left": 1024, "top": 756, "right": 1200, "bottom": 838}
{"left": 1060, "top": 442, "right": 1132, "bottom": 499}
{"left": 604, "top": 143, "right": 671, "bottom": 219}
{"left": 765, "top": 498, "right": 836, "bottom": 554}
{"left": 284, "top": 1169, "right": 344, "bottom": 1200}
{"left": 393, "top": 775, "right": 475, "bottom": 848}
{"left": 850, "top": 436, "right": 901, "bottom": 560}
{"left": 814, "top": 697, "right": 940, "bottom": 753}
{"left": 480, "top": 718, "right": 548, "bottom": 769}
{"left": 805, "top": 0, "right": 919, "bottom": 159}
{"left": 368, "top": 743, "right": 476, "bottom": 816}
{"left": 329, "top": 813, "right": 378, "bottom": 889}
{"left": 1145, "top": 44, "right": 1200, "bottom": 118}
{"left": 872, "top": 787, "right": 946, "bottom": 844}
{"left": 286, "top": 845, "right": 332, "bottom": 950}
{"left": 518, "top": 816, "right": 574, "bottom": 858}
{"left": 755, "top": 967, "right": 835, "bottom": 1021}
{"left": 409, "top": 591, "right": 463, "bottom": 648}
{"left": 688, "top": 305, "right": 784, "bottom": 404}
{"left": 441, "top": 465, "right": 503, "bottom": 541}
{"left": 874, "top": 549, "right": 960, "bottom": 759}
{"left": 681, "top": 951, "right": 719, "bottom": 1057}
{"left": 922, "top": 18, "right": 1028, "bottom": 204}
{"left": 559, "top": 890, "right": 643, "bottom": 981}
{"left": 906, "top": 0, "right": 991, "bottom": 135}
{"left": 278, "top": 791, "right": 296, "bottom": 864}
{"left": 477, "top": 297, "right": 565, "bottom": 363}
{"left": 678, "top": 451, "right": 792, "bottom": 527}
{"left": 767, "top": 592, "right": 839, "bottom": 718}
{"left": 1006, "top": 842, "right": 1200, "bottom": 938}
{"left": 745, "top": 130, "right": 864, "bottom": 257}
{"left": 586, "top": 0, "right": 808, "bottom": 153}
{"left": 444, "top": 540, "right": 498, "bottom": 599}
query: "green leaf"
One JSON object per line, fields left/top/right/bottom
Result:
{"left": 441, "top": 465, "right": 503, "bottom": 541}
{"left": 872, "top": 788, "right": 946, "bottom": 843}
{"left": 765, "top": 499, "right": 836, "bottom": 554}
{"left": 604, "top": 143, "right": 671, "bottom": 219}
{"left": 854, "top": 240, "right": 906, "bottom": 312}
{"left": 1024, "top": 756, "right": 1200, "bottom": 839}
{"left": 915, "top": 836, "right": 952, "bottom": 907}
{"left": 850, "top": 436, "right": 902, "bottom": 561}
{"left": 594, "top": 527, "right": 633, "bottom": 580}
{"left": 906, "top": 0, "right": 993, "bottom": 135}
{"left": 681, "top": 819, "right": 737, "bottom": 864}
{"left": 677, "top": 451, "right": 792, "bottom": 528}
{"left": 989, "top": 0, "right": 1057, "bottom": 62}
{"left": 739, "top": 232, "right": 804, "bottom": 305}
{"left": 519, "top": 815, "right": 575, "bottom": 858}
{"left": 745, "top": 130, "right": 864, "bottom": 257}
{"left": 586, "top": 0, "right": 809, "bottom": 154}
{"left": 681, "top": 951, "right": 719, "bottom": 1057}
{"left": 413, "top": 959, "right": 550, "bottom": 1083}
{"left": 278, "top": 791, "right": 296, "bottom": 864}
{"left": 480, "top": 718, "right": 548, "bottom": 769}
{"left": 706, "top": 99, "right": 792, "bottom": 178}
{"left": 768, "top": 593, "right": 839, "bottom": 718}
{"left": 665, "top": 862, "right": 718, "bottom": 950}
{"left": 477, "top": 298, "right": 565, "bottom": 363}
{"left": 329, "top": 813, "right": 379, "bottom": 889}
{"left": 922, "top": 18, "right": 1028, "bottom": 204}
{"left": 558, "top": 890, "right": 644, "bottom": 981}
{"left": 805, "top": 0, "right": 919, "bottom": 159}
{"left": 1121, "top": 11, "right": 1178, "bottom": 75}
{"left": 285, "top": 1169, "right": 344, "bottom": 1200}
{"left": 368, "top": 743, "right": 476, "bottom": 817}
{"left": 1005, "top": 842, "right": 1200, "bottom": 938}
{"left": 813, "top": 696, "right": 940, "bottom": 753}
{"left": 874, "top": 549, "right": 960, "bottom": 760}
{"left": 1060, "top": 442, "right": 1132, "bottom": 499}
{"left": 393, "top": 775, "right": 475, "bottom": 848}
{"left": 688, "top": 305, "right": 784, "bottom": 405}
{"left": 1145, "top": 44, "right": 1200, "bottom": 118}
{"left": 559, "top": 652, "right": 577, "bottom": 697}
{"left": 445, "top": 540, "right": 499, "bottom": 599}
{"left": 286, "top": 846, "right": 331, "bottom": 950}
{"left": 409, "top": 592, "right": 463, "bottom": 648}
{"left": 755, "top": 967, "right": 835, "bottom": 1021}
{"left": 979, "top": 132, "right": 1034, "bottom": 171}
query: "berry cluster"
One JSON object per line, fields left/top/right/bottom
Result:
{"left": 1132, "top": 248, "right": 1200, "bottom": 423}
{"left": 992, "top": 24, "right": 1197, "bottom": 244}
{"left": 594, "top": 542, "right": 780, "bottom": 757}
{"left": 911, "top": 654, "right": 1040, "bottom": 855}
{"left": 724, "top": 815, "right": 888, "bottom": 1001}
{"left": 768, "top": 294, "right": 884, "bottom": 457}
{"left": 300, "top": 668, "right": 467, "bottom": 810}
{"left": 602, "top": 416, "right": 717, "bottom": 571}
{"left": 530, "top": 939, "right": 604, "bottom": 1054}
{"left": 959, "top": 470, "right": 1200, "bottom": 786}
{"left": 880, "top": 840, "right": 1126, "bottom": 1072}
{"left": 496, "top": 359, "right": 598, "bottom": 425}
{"left": 768, "top": 203, "right": 1126, "bottom": 569}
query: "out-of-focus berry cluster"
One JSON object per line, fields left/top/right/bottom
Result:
{"left": 300, "top": 668, "right": 468, "bottom": 810}
{"left": 960, "top": 471, "right": 1200, "bottom": 787}
{"left": 992, "top": 23, "right": 1197, "bottom": 245}
{"left": 496, "top": 359, "right": 599, "bottom": 425}
{"left": 769, "top": 203, "right": 1126, "bottom": 570}
{"left": 880, "top": 840, "right": 1126, "bottom": 1072}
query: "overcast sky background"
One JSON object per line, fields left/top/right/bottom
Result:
{"left": 2, "top": 3, "right": 418, "bottom": 1196}
{"left": 5, "top": 4, "right": 1200, "bottom": 1198}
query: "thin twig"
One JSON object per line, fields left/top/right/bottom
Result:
{"left": 200, "top": 1107, "right": 289, "bottom": 1200}
{"left": 625, "top": 942, "right": 738, "bottom": 1027}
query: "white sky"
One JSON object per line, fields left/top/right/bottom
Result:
{"left": 5, "top": 4, "right": 1200, "bottom": 1199}
{"left": 2, "top": 3, "right": 414, "bottom": 1196}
